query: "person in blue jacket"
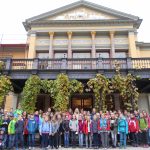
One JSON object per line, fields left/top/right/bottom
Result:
{"left": 118, "top": 113, "right": 128, "bottom": 149}
{"left": 27, "top": 114, "right": 37, "bottom": 150}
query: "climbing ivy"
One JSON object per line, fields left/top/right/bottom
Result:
{"left": 21, "top": 75, "right": 41, "bottom": 113}
{"left": 87, "top": 74, "right": 110, "bottom": 112}
{"left": 0, "top": 75, "right": 13, "bottom": 106}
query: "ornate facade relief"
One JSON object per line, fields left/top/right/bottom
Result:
{"left": 48, "top": 7, "right": 118, "bottom": 20}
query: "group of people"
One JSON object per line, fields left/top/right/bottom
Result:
{"left": 0, "top": 107, "right": 150, "bottom": 150}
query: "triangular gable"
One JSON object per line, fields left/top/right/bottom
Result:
{"left": 26, "top": 0, "right": 139, "bottom": 22}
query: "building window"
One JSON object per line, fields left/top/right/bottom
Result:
{"left": 54, "top": 53, "right": 67, "bottom": 58}
{"left": 37, "top": 53, "right": 49, "bottom": 58}
{"left": 96, "top": 52, "right": 109, "bottom": 58}
{"left": 73, "top": 52, "right": 91, "bottom": 58}
{"left": 115, "top": 52, "right": 127, "bottom": 58}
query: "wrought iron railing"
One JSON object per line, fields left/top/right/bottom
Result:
{"left": 0, "top": 58, "right": 150, "bottom": 70}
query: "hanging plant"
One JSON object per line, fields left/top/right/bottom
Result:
{"left": 0, "top": 75, "right": 13, "bottom": 106}
{"left": 53, "top": 74, "right": 83, "bottom": 112}
{"left": 87, "top": 74, "right": 110, "bottom": 112}
{"left": 21, "top": 75, "right": 41, "bottom": 113}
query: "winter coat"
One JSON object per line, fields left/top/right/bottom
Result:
{"left": 34, "top": 115, "right": 39, "bottom": 124}
{"left": 62, "top": 120, "right": 70, "bottom": 132}
{"left": 98, "top": 118, "right": 110, "bottom": 132}
{"left": 78, "top": 120, "right": 84, "bottom": 133}
{"left": 23, "top": 118, "right": 28, "bottom": 135}
{"left": 8, "top": 119, "right": 16, "bottom": 134}
{"left": 69, "top": 119, "right": 78, "bottom": 132}
{"left": 118, "top": 117, "right": 128, "bottom": 134}
{"left": 128, "top": 118, "right": 139, "bottom": 133}
{"left": 51, "top": 121, "right": 59, "bottom": 135}
{"left": 1, "top": 119, "right": 10, "bottom": 134}
{"left": 15, "top": 119, "right": 24, "bottom": 133}
{"left": 110, "top": 118, "right": 118, "bottom": 133}
{"left": 0, "top": 133, "right": 7, "bottom": 147}
{"left": 83, "top": 120, "right": 92, "bottom": 135}
{"left": 148, "top": 116, "right": 150, "bottom": 129}
{"left": 39, "top": 121, "right": 52, "bottom": 134}
{"left": 91, "top": 120, "right": 98, "bottom": 133}
{"left": 139, "top": 117, "right": 148, "bottom": 131}
{"left": 27, "top": 118, "right": 37, "bottom": 134}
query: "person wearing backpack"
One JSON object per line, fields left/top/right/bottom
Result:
{"left": 39, "top": 115, "right": 52, "bottom": 149}
{"left": 118, "top": 113, "right": 128, "bottom": 149}
{"left": 139, "top": 113, "right": 148, "bottom": 148}
{"left": 128, "top": 113, "right": 139, "bottom": 147}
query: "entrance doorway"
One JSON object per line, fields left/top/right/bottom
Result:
{"left": 36, "top": 94, "right": 51, "bottom": 112}
{"left": 71, "top": 94, "right": 93, "bottom": 111}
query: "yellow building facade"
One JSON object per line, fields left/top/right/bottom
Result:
{"left": 1, "top": 0, "right": 150, "bottom": 112}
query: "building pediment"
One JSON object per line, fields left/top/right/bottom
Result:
{"left": 23, "top": 0, "right": 142, "bottom": 31}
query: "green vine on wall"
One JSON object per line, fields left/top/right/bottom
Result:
{"left": 21, "top": 75, "right": 41, "bottom": 113}
{"left": 87, "top": 74, "right": 110, "bottom": 112}
{"left": 0, "top": 75, "right": 13, "bottom": 106}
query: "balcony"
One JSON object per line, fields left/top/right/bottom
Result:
{"left": 1, "top": 58, "right": 150, "bottom": 79}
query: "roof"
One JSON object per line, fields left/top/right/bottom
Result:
{"left": 23, "top": 0, "right": 142, "bottom": 31}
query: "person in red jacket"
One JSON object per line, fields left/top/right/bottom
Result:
{"left": 128, "top": 113, "right": 139, "bottom": 147}
{"left": 83, "top": 115, "right": 92, "bottom": 148}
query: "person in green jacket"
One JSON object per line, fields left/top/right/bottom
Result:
{"left": 8, "top": 114, "right": 16, "bottom": 149}
{"left": 139, "top": 113, "right": 148, "bottom": 148}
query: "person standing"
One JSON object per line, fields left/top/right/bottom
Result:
{"left": 78, "top": 114, "right": 84, "bottom": 148}
{"left": 110, "top": 113, "right": 118, "bottom": 148}
{"left": 39, "top": 115, "right": 51, "bottom": 149}
{"left": 15, "top": 115, "right": 24, "bottom": 150}
{"left": 69, "top": 114, "right": 78, "bottom": 147}
{"left": 51, "top": 116, "right": 59, "bottom": 149}
{"left": 8, "top": 114, "right": 16, "bottom": 150}
{"left": 139, "top": 113, "right": 148, "bottom": 148}
{"left": 98, "top": 113, "right": 110, "bottom": 149}
{"left": 118, "top": 113, "right": 128, "bottom": 149}
{"left": 128, "top": 113, "right": 139, "bottom": 147}
{"left": 83, "top": 115, "right": 92, "bottom": 148}
{"left": 91, "top": 115, "right": 98, "bottom": 148}
{"left": 27, "top": 114, "right": 37, "bottom": 150}
{"left": 62, "top": 115, "right": 70, "bottom": 148}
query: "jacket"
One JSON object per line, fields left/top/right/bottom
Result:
{"left": 118, "top": 117, "right": 128, "bottom": 134}
{"left": 15, "top": 119, "right": 24, "bottom": 133}
{"left": 78, "top": 120, "right": 84, "bottom": 133}
{"left": 69, "top": 119, "right": 78, "bottom": 132}
{"left": 8, "top": 119, "right": 16, "bottom": 134}
{"left": 39, "top": 121, "right": 52, "bottom": 134}
{"left": 27, "top": 118, "right": 37, "bottom": 134}
{"left": 62, "top": 120, "right": 70, "bottom": 132}
{"left": 91, "top": 120, "right": 98, "bottom": 133}
{"left": 1, "top": 119, "right": 10, "bottom": 134}
{"left": 148, "top": 116, "right": 150, "bottom": 129}
{"left": 83, "top": 120, "right": 92, "bottom": 135}
{"left": 128, "top": 118, "right": 139, "bottom": 133}
{"left": 110, "top": 118, "right": 118, "bottom": 132}
{"left": 51, "top": 122, "right": 59, "bottom": 135}
{"left": 139, "top": 118, "right": 148, "bottom": 131}
{"left": 98, "top": 118, "right": 110, "bottom": 132}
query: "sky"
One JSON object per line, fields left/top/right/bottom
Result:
{"left": 0, "top": 0, "right": 149, "bottom": 43}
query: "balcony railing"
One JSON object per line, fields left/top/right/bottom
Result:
{"left": 1, "top": 58, "right": 150, "bottom": 71}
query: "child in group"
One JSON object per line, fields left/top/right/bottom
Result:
{"left": 62, "top": 115, "right": 70, "bottom": 148}
{"left": 0, "top": 128, "right": 7, "bottom": 150}
{"left": 128, "top": 113, "right": 139, "bottom": 147}
{"left": 69, "top": 114, "right": 78, "bottom": 147}
{"left": 118, "top": 113, "right": 128, "bottom": 149}
{"left": 98, "top": 113, "right": 110, "bottom": 149}
{"left": 27, "top": 114, "right": 37, "bottom": 150}
{"left": 83, "top": 115, "right": 92, "bottom": 148}
{"left": 15, "top": 115, "right": 24, "bottom": 150}
{"left": 39, "top": 115, "right": 51, "bottom": 149}
{"left": 8, "top": 114, "right": 16, "bottom": 150}
{"left": 78, "top": 114, "right": 84, "bottom": 148}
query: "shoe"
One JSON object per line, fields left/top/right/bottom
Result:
{"left": 29, "top": 147, "right": 31, "bottom": 150}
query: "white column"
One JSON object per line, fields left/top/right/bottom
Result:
{"left": 91, "top": 31, "right": 96, "bottom": 58}
{"left": 49, "top": 32, "right": 54, "bottom": 58}
{"left": 28, "top": 33, "right": 36, "bottom": 58}
{"left": 110, "top": 31, "right": 115, "bottom": 58}
{"left": 67, "top": 31, "right": 72, "bottom": 58}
